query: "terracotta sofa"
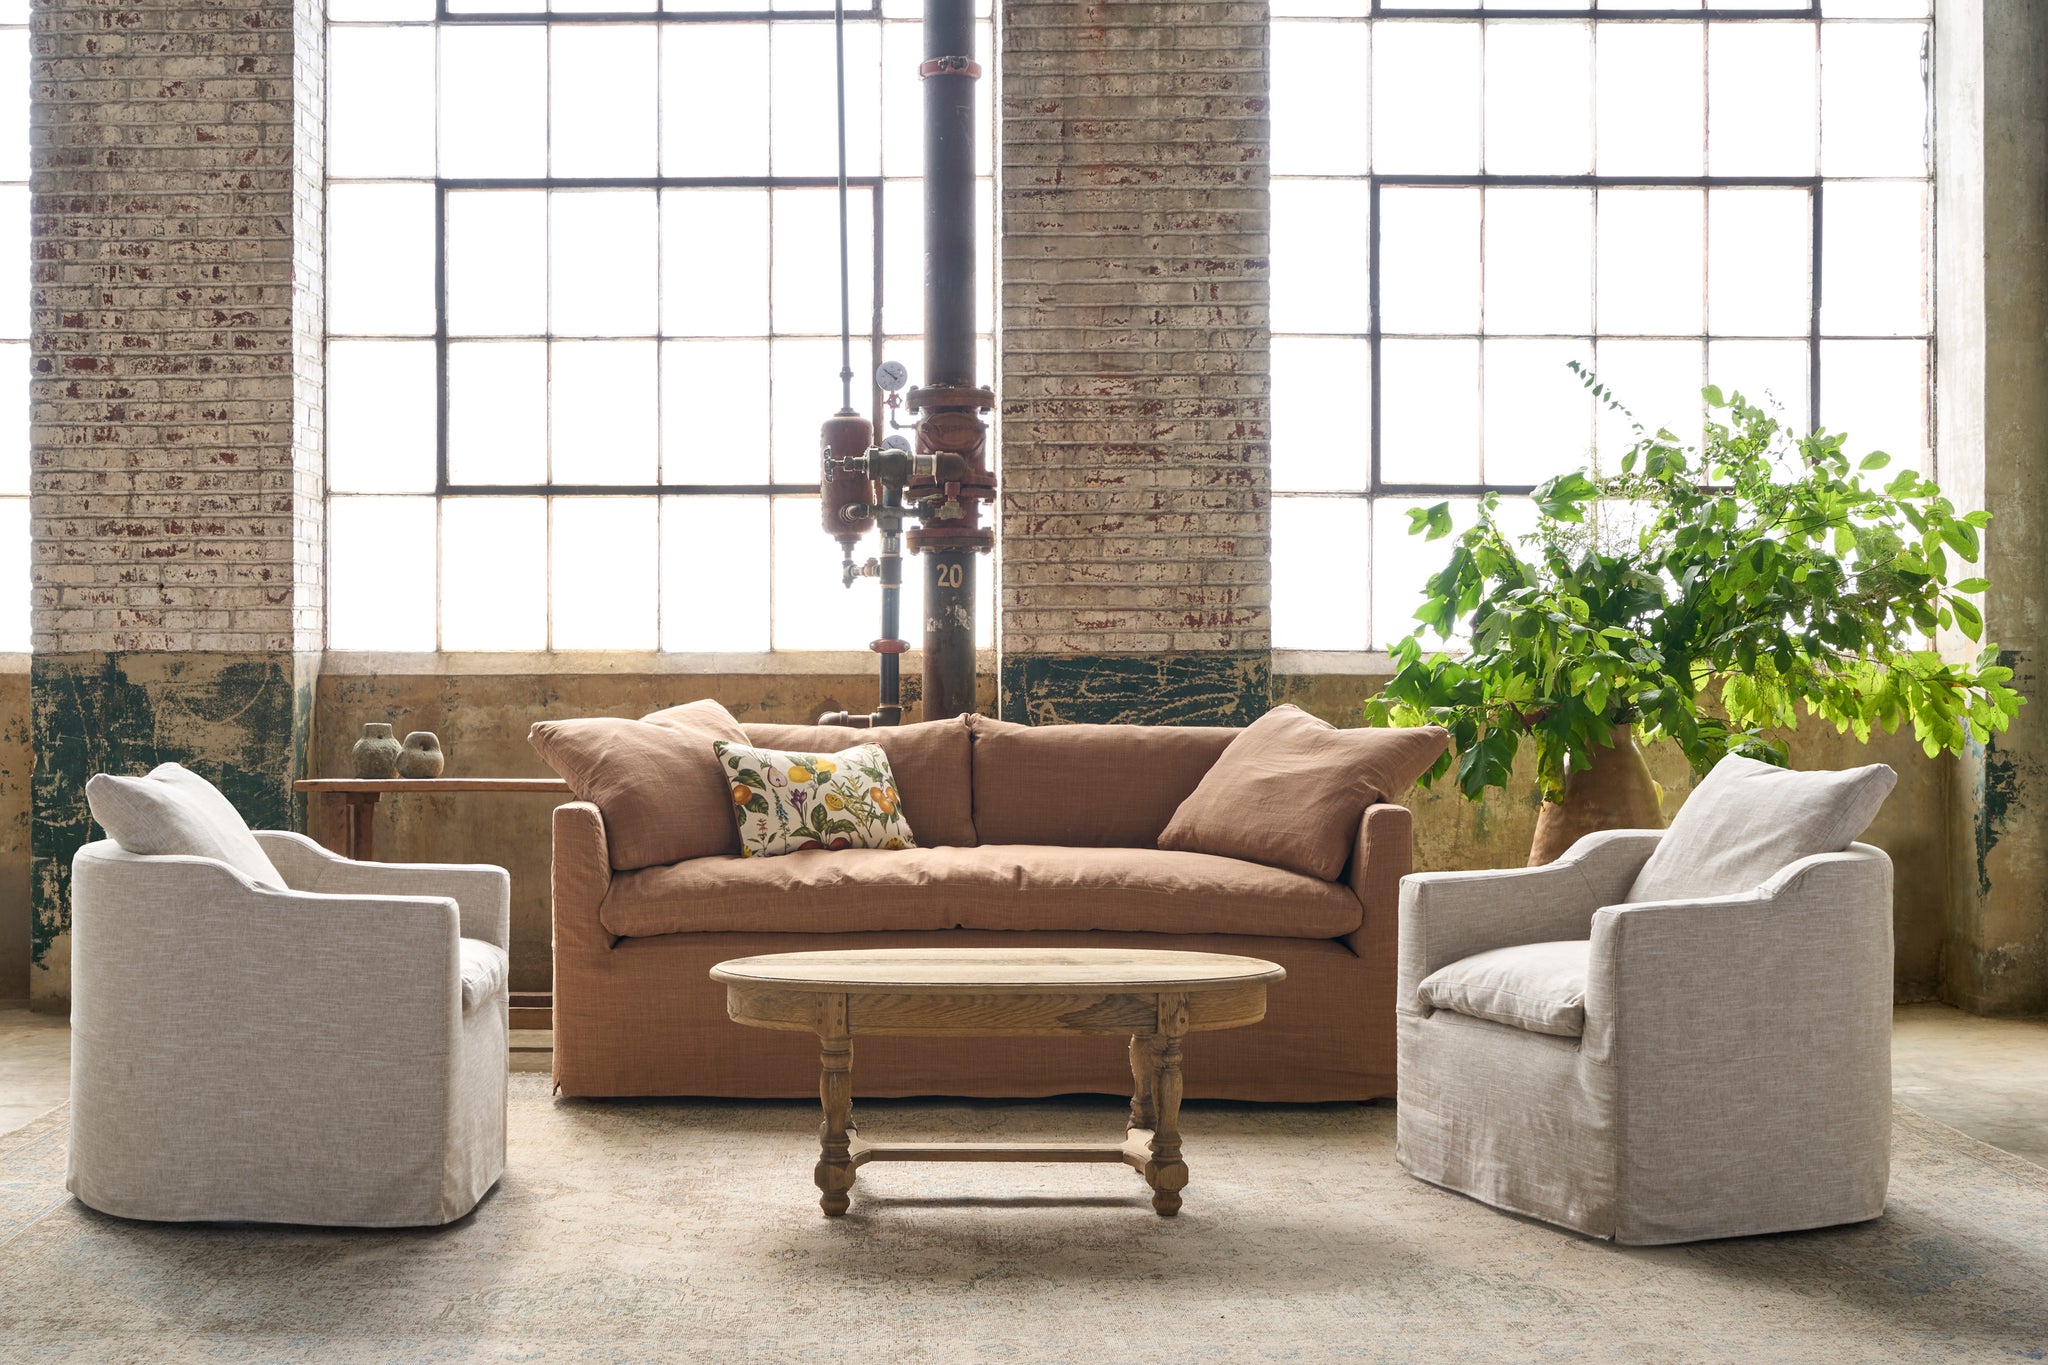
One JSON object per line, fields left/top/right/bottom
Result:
{"left": 551, "top": 715, "right": 1416, "bottom": 1102}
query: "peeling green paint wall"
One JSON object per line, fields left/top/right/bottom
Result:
{"left": 0, "top": 671, "right": 30, "bottom": 1002}
{"left": 1001, "top": 651, "right": 1271, "bottom": 725}
{"left": 28, "top": 653, "right": 313, "bottom": 1009}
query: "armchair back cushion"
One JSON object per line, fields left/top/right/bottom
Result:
{"left": 740, "top": 717, "right": 975, "bottom": 847}
{"left": 1158, "top": 707, "right": 1450, "bottom": 880}
{"left": 84, "top": 762, "right": 284, "bottom": 888}
{"left": 1626, "top": 753, "right": 1898, "bottom": 903}
{"left": 531, "top": 699, "right": 748, "bottom": 870}
{"left": 965, "top": 715, "right": 1239, "bottom": 848}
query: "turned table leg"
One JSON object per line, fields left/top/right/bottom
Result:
{"left": 1143, "top": 992, "right": 1190, "bottom": 1216}
{"left": 814, "top": 994, "right": 857, "bottom": 1217}
{"left": 1129, "top": 1034, "right": 1158, "bottom": 1132}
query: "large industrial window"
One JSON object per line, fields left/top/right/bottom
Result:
{"left": 1269, "top": 1, "right": 1933, "bottom": 653}
{"left": 0, "top": 1, "right": 24, "bottom": 651}
{"left": 324, "top": 0, "right": 993, "bottom": 652}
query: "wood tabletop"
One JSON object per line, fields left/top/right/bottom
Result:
{"left": 710, "top": 947, "right": 1286, "bottom": 995}
{"left": 294, "top": 778, "right": 570, "bottom": 793}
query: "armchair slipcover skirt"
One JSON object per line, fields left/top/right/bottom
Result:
{"left": 66, "top": 834, "right": 511, "bottom": 1227}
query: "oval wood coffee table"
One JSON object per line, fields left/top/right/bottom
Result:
{"left": 710, "top": 948, "right": 1286, "bottom": 1218}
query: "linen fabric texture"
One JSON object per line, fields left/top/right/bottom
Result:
{"left": 1397, "top": 828, "right": 1895, "bottom": 1245}
{"left": 740, "top": 718, "right": 974, "bottom": 848}
{"left": 66, "top": 829, "right": 511, "bottom": 1227}
{"left": 1626, "top": 753, "right": 1898, "bottom": 903}
{"left": 1157, "top": 706, "right": 1450, "bottom": 879}
{"left": 1416, "top": 939, "right": 1589, "bottom": 1038}
{"left": 529, "top": 699, "right": 748, "bottom": 870}
{"left": 714, "top": 739, "right": 916, "bottom": 858}
{"left": 83, "top": 762, "right": 284, "bottom": 889}
{"left": 965, "top": 714, "right": 1239, "bottom": 847}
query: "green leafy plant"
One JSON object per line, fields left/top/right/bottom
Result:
{"left": 1364, "top": 368, "right": 2025, "bottom": 801}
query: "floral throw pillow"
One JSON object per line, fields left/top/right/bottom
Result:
{"left": 713, "top": 740, "right": 917, "bottom": 858}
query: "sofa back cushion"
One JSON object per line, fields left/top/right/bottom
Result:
{"left": 966, "top": 715, "right": 1240, "bottom": 848}
{"left": 740, "top": 717, "right": 975, "bottom": 847}
{"left": 532, "top": 699, "right": 748, "bottom": 870}
{"left": 1624, "top": 753, "right": 1897, "bottom": 903}
{"left": 84, "top": 762, "right": 285, "bottom": 888}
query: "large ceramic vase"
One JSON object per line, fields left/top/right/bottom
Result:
{"left": 1527, "top": 727, "right": 1665, "bottom": 866}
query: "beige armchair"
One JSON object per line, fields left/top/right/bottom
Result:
{"left": 67, "top": 831, "right": 510, "bottom": 1227}
{"left": 1397, "top": 828, "right": 1894, "bottom": 1245}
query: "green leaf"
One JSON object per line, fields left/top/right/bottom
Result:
{"left": 1859, "top": 451, "right": 1891, "bottom": 471}
{"left": 1955, "top": 577, "right": 1990, "bottom": 594}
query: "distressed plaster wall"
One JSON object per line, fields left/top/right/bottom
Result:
{"left": 0, "top": 669, "right": 30, "bottom": 1002}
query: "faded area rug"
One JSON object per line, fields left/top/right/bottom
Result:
{"left": 2, "top": 1076, "right": 2045, "bottom": 1362}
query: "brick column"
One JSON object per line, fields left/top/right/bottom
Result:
{"left": 26, "top": 0, "right": 324, "bottom": 1007}
{"left": 997, "top": 0, "right": 1270, "bottom": 725}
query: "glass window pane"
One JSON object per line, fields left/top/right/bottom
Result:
{"left": 770, "top": 337, "right": 845, "bottom": 483}
{"left": 882, "top": 24, "right": 923, "bottom": 179}
{"left": 662, "top": 496, "right": 771, "bottom": 652}
{"left": 662, "top": 25, "right": 770, "bottom": 177}
{"left": 1707, "top": 187, "right": 1811, "bottom": 337}
{"left": 328, "top": 183, "right": 435, "bottom": 336}
{"left": 1272, "top": 338, "right": 1371, "bottom": 493}
{"left": 1823, "top": 0, "right": 1928, "bottom": 14}
{"left": 1271, "top": 0, "right": 1368, "bottom": 15}
{"left": 551, "top": 26, "right": 657, "bottom": 177}
{"left": 1590, "top": 339, "right": 1704, "bottom": 463}
{"left": 1821, "top": 339, "right": 1928, "bottom": 468}
{"left": 551, "top": 190, "right": 659, "bottom": 337}
{"left": 771, "top": 495, "right": 921, "bottom": 650}
{"left": 974, "top": 21, "right": 994, "bottom": 179}
{"left": 328, "top": 340, "right": 436, "bottom": 493}
{"left": 1374, "top": 22, "right": 1481, "bottom": 174}
{"left": 0, "top": 498, "right": 24, "bottom": 650}
{"left": 663, "top": 189, "right": 771, "bottom": 338}
{"left": 328, "top": 496, "right": 436, "bottom": 649}
{"left": 1270, "top": 180, "right": 1372, "bottom": 335}
{"left": 551, "top": 341, "right": 659, "bottom": 485}
{"left": 1271, "top": 497, "right": 1370, "bottom": 651}
{"left": 771, "top": 23, "right": 880, "bottom": 178}
{"left": 771, "top": 186, "right": 877, "bottom": 338}
{"left": 1485, "top": 21, "right": 1591, "bottom": 175}
{"left": 327, "top": 27, "right": 433, "bottom": 178}
{"left": 1595, "top": 21, "right": 1703, "bottom": 177}
{"left": 1483, "top": 338, "right": 1595, "bottom": 487}
{"left": 1483, "top": 187, "right": 1592, "bottom": 336}
{"left": 1272, "top": 22, "right": 1371, "bottom": 177}
{"left": 441, "top": 26, "right": 547, "bottom": 179}
{"left": 329, "top": 0, "right": 432, "bottom": 18}
{"left": 1596, "top": 187, "right": 1703, "bottom": 336}
{"left": 1709, "top": 22, "right": 1816, "bottom": 176}
{"left": 1381, "top": 339, "right": 1480, "bottom": 486}
{"left": 1822, "top": 22, "right": 1929, "bottom": 177}
{"left": 0, "top": 187, "right": 21, "bottom": 341}
{"left": 882, "top": 179, "right": 923, "bottom": 339}
{"left": 447, "top": 190, "right": 547, "bottom": 337}
{"left": 1375, "top": 497, "right": 1478, "bottom": 650}
{"left": 448, "top": 341, "right": 548, "bottom": 485}
{"left": 552, "top": 498, "right": 659, "bottom": 649}
{"left": 1708, "top": 338, "right": 1810, "bottom": 432}
{"left": 0, "top": 343, "right": 24, "bottom": 496}
{"left": 1820, "top": 180, "right": 1928, "bottom": 337}
{"left": 0, "top": 31, "right": 21, "bottom": 183}
{"left": 442, "top": 498, "right": 548, "bottom": 650}
{"left": 663, "top": 339, "right": 771, "bottom": 484}
{"left": 1380, "top": 187, "right": 1480, "bottom": 335}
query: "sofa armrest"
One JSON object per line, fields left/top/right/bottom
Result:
{"left": 1396, "top": 827, "right": 1664, "bottom": 1015}
{"left": 252, "top": 830, "right": 510, "bottom": 949}
{"left": 1345, "top": 802, "right": 1411, "bottom": 956}
{"left": 552, "top": 801, "right": 614, "bottom": 956}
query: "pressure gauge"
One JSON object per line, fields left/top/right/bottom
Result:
{"left": 881, "top": 433, "right": 914, "bottom": 454}
{"left": 875, "top": 360, "right": 910, "bottom": 393}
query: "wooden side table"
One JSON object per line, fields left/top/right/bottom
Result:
{"left": 293, "top": 778, "right": 570, "bottom": 862}
{"left": 711, "top": 947, "right": 1287, "bottom": 1217}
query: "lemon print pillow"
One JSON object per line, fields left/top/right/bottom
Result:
{"left": 713, "top": 740, "right": 917, "bottom": 858}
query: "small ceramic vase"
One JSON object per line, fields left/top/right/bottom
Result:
{"left": 398, "top": 731, "right": 445, "bottom": 779}
{"left": 352, "top": 723, "right": 402, "bottom": 779}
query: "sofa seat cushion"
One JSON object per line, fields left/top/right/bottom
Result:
{"left": 1417, "top": 940, "right": 1589, "bottom": 1038}
{"left": 459, "top": 939, "right": 510, "bottom": 1014}
{"left": 600, "top": 844, "right": 1364, "bottom": 940}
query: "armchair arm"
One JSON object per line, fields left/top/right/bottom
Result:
{"left": 1397, "top": 828, "right": 1664, "bottom": 1014}
{"left": 551, "top": 801, "right": 614, "bottom": 957}
{"left": 253, "top": 830, "right": 509, "bottom": 949}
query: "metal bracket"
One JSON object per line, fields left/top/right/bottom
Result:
{"left": 919, "top": 55, "right": 982, "bottom": 79}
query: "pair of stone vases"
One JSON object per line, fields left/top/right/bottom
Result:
{"left": 352, "top": 724, "right": 446, "bottom": 779}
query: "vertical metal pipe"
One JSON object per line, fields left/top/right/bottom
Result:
{"left": 923, "top": 0, "right": 976, "bottom": 388}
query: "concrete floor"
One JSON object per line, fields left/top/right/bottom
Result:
{"left": 4, "top": 1003, "right": 2045, "bottom": 1166}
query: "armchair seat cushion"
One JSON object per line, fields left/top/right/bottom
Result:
{"left": 1417, "top": 939, "right": 1589, "bottom": 1038}
{"left": 459, "top": 938, "right": 510, "bottom": 1014}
